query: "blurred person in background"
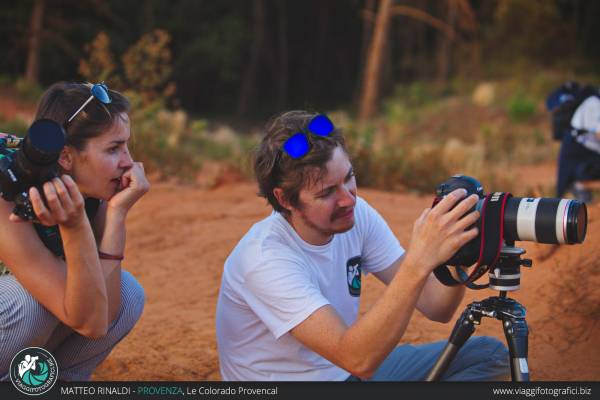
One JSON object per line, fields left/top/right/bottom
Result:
{"left": 551, "top": 82, "right": 600, "bottom": 202}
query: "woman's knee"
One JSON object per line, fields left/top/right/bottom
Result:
{"left": 0, "top": 277, "right": 59, "bottom": 368}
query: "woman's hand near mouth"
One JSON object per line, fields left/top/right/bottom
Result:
{"left": 107, "top": 162, "right": 150, "bottom": 217}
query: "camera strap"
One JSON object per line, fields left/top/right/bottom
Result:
{"left": 33, "top": 198, "right": 101, "bottom": 258}
{"left": 434, "top": 192, "right": 512, "bottom": 287}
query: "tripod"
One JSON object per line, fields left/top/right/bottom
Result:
{"left": 425, "top": 246, "right": 532, "bottom": 381}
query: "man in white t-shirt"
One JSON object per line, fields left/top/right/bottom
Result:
{"left": 216, "top": 111, "right": 509, "bottom": 381}
{"left": 557, "top": 94, "right": 600, "bottom": 202}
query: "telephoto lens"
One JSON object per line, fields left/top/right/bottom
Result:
{"left": 14, "top": 119, "right": 65, "bottom": 186}
{"left": 502, "top": 197, "right": 587, "bottom": 245}
{"left": 0, "top": 119, "right": 65, "bottom": 221}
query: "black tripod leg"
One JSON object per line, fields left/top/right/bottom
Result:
{"left": 502, "top": 317, "right": 529, "bottom": 381}
{"left": 425, "top": 307, "right": 477, "bottom": 381}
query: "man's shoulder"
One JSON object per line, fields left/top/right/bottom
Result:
{"left": 355, "top": 195, "right": 369, "bottom": 210}
{"left": 353, "top": 195, "right": 380, "bottom": 224}
{"left": 225, "top": 213, "right": 298, "bottom": 274}
{"left": 243, "top": 212, "right": 294, "bottom": 250}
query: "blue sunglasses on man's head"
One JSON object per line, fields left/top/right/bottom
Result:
{"left": 282, "top": 114, "right": 335, "bottom": 159}
{"left": 66, "top": 82, "right": 112, "bottom": 124}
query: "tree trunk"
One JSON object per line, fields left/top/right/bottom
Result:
{"left": 142, "top": 0, "right": 155, "bottom": 33}
{"left": 237, "top": 0, "right": 265, "bottom": 116}
{"left": 314, "top": 1, "right": 330, "bottom": 100}
{"left": 358, "top": 0, "right": 393, "bottom": 122}
{"left": 276, "top": 0, "right": 288, "bottom": 109}
{"left": 436, "top": 0, "right": 457, "bottom": 84}
{"left": 354, "top": 0, "right": 376, "bottom": 104}
{"left": 25, "top": 0, "right": 45, "bottom": 85}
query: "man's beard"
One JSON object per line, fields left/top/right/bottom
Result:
{"left": 298, "top": 208, "right": 355, "bottom": 239}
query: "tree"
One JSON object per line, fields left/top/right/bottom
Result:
{"left": 276, "top": 0, "right": 288, "bottom": 109}
{"left": 359, "top": 0, "right": 477, "bottom": 120}
{"left": 237, "top": 0, "right": 266, "bottom": 116}
{"left": 24, "top": 0, "right": 45, "bottom": 84}
{"left": 359, "top": 0, "right": 393, "bottom": 122}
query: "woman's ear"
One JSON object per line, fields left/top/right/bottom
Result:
{"left": 58, "top": 146, "right": 73, "bottom": 172}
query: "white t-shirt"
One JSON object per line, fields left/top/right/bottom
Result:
{"left": 572, "top": 95, "right": 600, "bottom": 154}
{"left": 216, "top": 196, "right": 404, "bottom": 381}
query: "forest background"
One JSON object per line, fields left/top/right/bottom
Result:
{"left": 1, "top": 0, "right": 599, "bottom": 194}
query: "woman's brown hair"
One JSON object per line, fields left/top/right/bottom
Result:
{"left": 35, "top": 82, "right": 130, "bottom": 150}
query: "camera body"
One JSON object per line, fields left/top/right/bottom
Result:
{"left": 434, "top": 175, "right": 587, "bottom": 268}
{"left": 434, "top": 175, "right": 484, "bottom": 266}
{"left": 0, "top": 119, "right": 66, "bottom": 221}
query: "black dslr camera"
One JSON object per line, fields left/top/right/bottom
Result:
{"left": 432, "top": 175, "right": 587, "bottom": 287}
{"left": 0, "top": 119, "right": 66, "bottom": 221}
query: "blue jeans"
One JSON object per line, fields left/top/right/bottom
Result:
{"left": 354, "top": 336, "right": 509, "bottom": 381}
{"left": 557, "top": 134, "right": 600, "bottom": 197}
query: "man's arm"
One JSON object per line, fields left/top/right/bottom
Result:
{"left": 290, "top": 189, "right": 479, "bottom": 379}
{"left": 290, "top": 256, "right": 430, "bottom": 380}
{"left": 373, "top": 256, "right": 465, "bottom": 323}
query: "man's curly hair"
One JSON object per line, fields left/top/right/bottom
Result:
{"left": 253, "top": 110, "right": 348, "bottom": 215}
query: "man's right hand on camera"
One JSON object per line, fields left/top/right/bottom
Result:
{"left": 9, "top": 175, "right": 86, "bottom": 229}
{"left": 404, "top": 188, "right": 480, "bottom": 276}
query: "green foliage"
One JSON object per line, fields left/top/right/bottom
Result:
{"left": 127, "top": 96, "right": 258, "bottom": 183}
{"left": 14, "top": 78, "right": 43, "bottom": 102}
{"left": 0, "top": 115, "right": 28, "bottom": 136}
{"left": 342, "top": 115, "right": 451, "bottom": 193}
{"left": 488, "top": 0, "right": 576, "bottom": 64}
{"left": 128, "top": 95, "right": 197, "bottom": 180}
{"left": 532, "top": 128, "right": 546, "bottom": 146}
{"left": 507, "top": 92, "right": 536, "bottom": 123}
{"left": 122, "top": 29, "right": 174, "bottom": 102}
{"left": 78, "top": 32, "right": 118, "bottom": 84}
{"left": 0, "top": 74, "right": 13, "bottom": 86}
{"left": 80, "top": 29, "right": 174, "bottom": 103}
{"left": 383, "top": 82, "right": 442, "bottom": 127}
{"left": 403, "top": 82, "right": 435, "bottom": 107}
{"left": 179, "top": 15, "right": 247, "bottom": 84}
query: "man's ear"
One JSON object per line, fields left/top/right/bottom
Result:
{"left": 273, "top": 188, "right": 293, "bottom": 213}
{"left": 58, "top": 146, "right": 73, "bottom": 172}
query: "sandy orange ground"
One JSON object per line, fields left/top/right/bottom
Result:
{"left": 91, "top": 178, "right": 600, "bottom": 381}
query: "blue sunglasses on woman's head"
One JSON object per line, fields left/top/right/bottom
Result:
{"left": 66, "top": 82, "right": 112, "bottom": 124}
{"left": 282, "top": 114, "right": 335, "bottom": 159}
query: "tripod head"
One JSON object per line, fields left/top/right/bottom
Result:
{"left": 487, "top": 245, "right": 532, "bottom": 292}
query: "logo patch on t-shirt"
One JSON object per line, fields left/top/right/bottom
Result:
{"left": 346, "top": 256, "right": 362, "bottom": 297}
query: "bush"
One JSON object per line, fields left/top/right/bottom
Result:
{"left": 0, "top": 116, "right": 28, "bottom": 136}
{"left": 78, "top": 32, "right": 118, "bottom": 84}
{"left": 507, "top": 92, "right": 536, "bottom": 122}
{"left": 128, "top": 99, "right": 258, "bottom": 184}
{"left": 14, "top": 78, "right": 43, "bottom": 102}
{"left": 342, "top": 115, "right": 451, "bottom": 193}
